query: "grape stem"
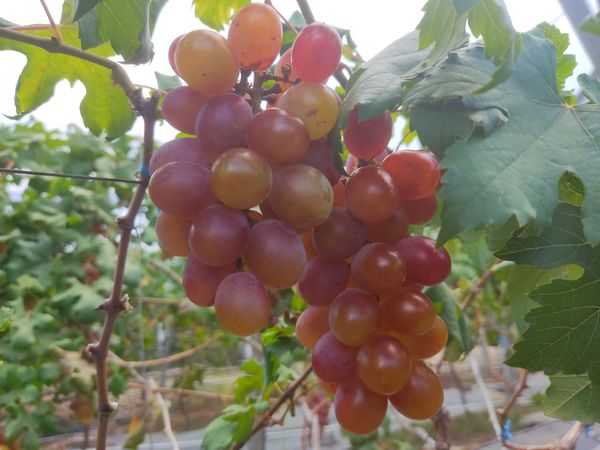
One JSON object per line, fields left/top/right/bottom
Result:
{"left": 231, "top": 364, "right": 314, "bottom": 450}
{"left": 39, "top": 0, "right": 63, "bottom": 44}
{"left": 265, "top": 0, "right": 299, "bottom": 35}
{"left": 498, "top": 369, "right": 528, "bottom": 429}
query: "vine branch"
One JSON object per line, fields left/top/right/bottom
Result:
{"left": 232, "top": 364, "right": 313, "bottom": 450}
{"left": 0, "top": 27, "right": 141, "bottom": 108}
{"left": 498, "top": 369, "right": 529, "bottom": 429}
{"left": 39, "top": 0, "right": 62, "bottom": 43}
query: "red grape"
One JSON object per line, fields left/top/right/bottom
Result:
{"left": 345, "top": 166, "right": 399, "bottom": 223}
{"left": 168, "top": 34, "right": 183, "bottom": 75}
{"left": 161, "top": 86, "right": 208, "bottom": 135}
{"left": 155, "top": 212, "right": 191, "bottom": 257}
{"left": 400, "top": 193, "right": 437, "bottom": 225}
{"left": 189, "top": 205, "right": 249, "bottom": 267}
{"left": 395, "top": 236, "right": 451, "bottom": 285}
{"left": 312, "top": 331, "right": 357, "bottom": 383}
{"left": 149, "top": 138, "right": 213, "bottom": 174}
{"left": 228, "top": 3, "right": 282, "bottom": 71}
{"left": 334, "top": 378, "right": 387, "bottom": 435}
{"left": 175, "top": 30, "right": 239, "bottom": 96}
{"left": 312, "top": 207, "right": 366, "bottom": 260}
{"left": 357, "top": 335, "right": 412, "bottom": 395}
{"left": 291, "top": 23, "right": 341, "bottom": 83}
{"left": 195, "top": 93, "right": 253, "bottom": 159}
{"left": 380, "top": 290, "right": 436, "bottom": 336}
{"left": 214, "top": 272, "right": 271, "bottom": 336}
{"left": 148, "top": 162, "right": 215, "bottom": 218}
{"left": 397, "top": 316, "right": 448, "bottom": 359}
{"left": 351, "top": 243, "right": 406, "bottom": 295}
{"left": 183, "top": 257, "right": 235, "bottom": 307}
{"left": 381, "top": 150, "right": 441, "bottom": 200}
{"left": 298, "top": 139, "right": 342, "bottom": 186}
{"left": 343, "top": 106, "right": 392, "bottom": 160}
{"left": 296, "top": 305, "right": 330, "bottom": 349}
{"left": 364, "top": 209, "right": 409, "bottom": 244}
{"left": 244, "top": 220, "right": 306, "bottom": 288}
{"left": 246, "top": 108, "right": 309, "bottom": 166}
{"left": 389, "top": 361, "right": 444, "bottom": 420}
{"left": 329, "top": 288, "right": 380, "bottom": 346}
{"left": 298, "top": 257, "right": 350, "bottom": 307}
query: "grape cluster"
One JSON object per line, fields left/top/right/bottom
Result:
{"left": 150, "top": 2, "right": 451, "bottom": 436}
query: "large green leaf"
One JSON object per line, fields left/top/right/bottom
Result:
{"left": 0, "top": 26, "right": 135, "bottom": 138}
{"left": 192, "top": 0, "right": 250, "bottom": 31}
{"left": 408, "top": 32, "right": 600, "bottom": 244}
{"left": 544, "top": 373, "right": 600, "bottom": 422}
{"left": 500, "top": 203, "right": 599, "bottom": 374}
{"left": 74, "top": 0, "right": 102, "bottom": 21}
{"left": 417, "top": 0, "right": 469, "bottom": 67}
{"left": 340, "top": 31, "right": 428, "bottom": 126}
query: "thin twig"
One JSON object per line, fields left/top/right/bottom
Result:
{"left": 146, "top": 378, "right": 180, "bottom": 450}
{"left": 231, "top": 365, "right": 313, "bottom": 450}
{"left": 498, "top": 369, "right": 529, "bottom": 429}
{"left": 0, "top": 160, "right": 15, "bottom": 182}
{"left": 128, "top": 382, "right": 235, "bottom": 401}
{"left": 39, "top": 0, "right": 63, "bottom": 43}
{"left": 0, "top": 167, "right": 142, "bottom": 184}
{"left": 296, "top": 0, "right": 316, "bottom": 24}
{"left": 265, "top": 0, "right": 298, "bottom": 35}
{"left": 149, "top": 259, "right": 183, "bottom": 284}
{"left": 469, "top": 354, "right": 502, "bottom": 439}
{"left": 85, "top": 93, "right": 160, "bottom": 450}
{"left": 0, "top": 27, "right": 141, "bottom": 107}
{"left": 460, "top": 258, "right": 505, "bottom": 310}
{"left": 109, "top": 338, "right": 220, "bottom": 368}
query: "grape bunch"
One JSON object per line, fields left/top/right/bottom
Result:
{"left": 149, "top": 2, "right": 451, "bottom": 436}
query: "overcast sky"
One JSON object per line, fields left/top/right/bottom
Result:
{"left": 0, "top": 0, "right": 597, "bottom": 142}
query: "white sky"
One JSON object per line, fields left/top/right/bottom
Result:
{"left": 0, "top": 0, "right": 597, "bottom": 142}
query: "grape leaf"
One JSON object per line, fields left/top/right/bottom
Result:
{"left": 74, "top": 0, "right": 102, "bottom": 21}
{"left": 155, "top": 72, "right": 181, "bottom": 92}
{"left": 417, "top": 0, "right": 469, "bottom": 67}
{"left": 544, "top": 372, "right": 600, "bottom": 422}
{"left": 0, "top": 26, "right": 135, "bottom": 138}
{"left": 407, "top": 31, "right": 600, "bottom": 245}
{"left": 192, "top": 0, "right": 250, "bottom": 31}
{"left": 538, "top": 23, "right": 576, "bottom": 92}
{"left": 340, "top": 31, "right": 428, "bottom": 126}
{"left": 581, "top": 13, "right": 600, "bottom": 39}
{"left": 579, "top": 73, "right": 600, "bottom": 103}
{"left": 0, "top": 17, "right": 17, "bottom": 28}
{"left": 498, "top": 202, "right": 600, "bottom": 375}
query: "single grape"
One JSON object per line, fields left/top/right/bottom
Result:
{"left": 298, "top": 257, "right": 350, "bottom": 307}
{"left": 268, "top": 164, "right": 333, "bottom": 232}
{"left": 246, "top": 108, "right": 309, "bottom": 166}
{"left": 183, "top": 257, "right": 235, "bottom": 307}
{"left": 298, "top": 139, "right": 342, "bottom": 186}
{"left": 168, "top": 34, "right": 183, "bottom": 75}
{"left": 195, "top": 93, "right": 253, "bottom": 159}
{"left": 244, "top": 220, "right": 306, "bottom": 288}
{"left": 395, "top": 236, "right": 451, "bottom": 285}
{"left": 161, "top": 86, "right": 208, "bottom": 135}
{"left": 397, "top": 316, "right": 448, "bottom": 359}
{"left": 148, "top": 161, "right": 215, "bottom": 218}
{"left": 364, "top": 209, "right": 409, "bottom": 244}
{"left": 312, "top": 207, "right": 366, "bottom": 260}
{"left": 380, "top": 290, "right": 436, "bottom": 336}
{"left": 351, "top": 243, "right": 406, "bottom": 295}
{"left": 277, "top": 82, "right": 339, "bottom": 140}
{"left": 357, "top": 335, "right": 412, "bottom": 395}
{"left": 329, "top": 288, "right": 380, "bottom": 346}
{"left": 155, "top": 212, "right": 191, "bottom": 257}
{"left": 381, "top": 150, "right": 441, "bottom": 200}
{"left": 296, "top": 305, "right": 330, "bottom": 349}
{"left": 345, "top": 166, "right": 399, "bottom": 223}
{"left": 312, "top": 331, "right": 358, "bottom": 383}
{"left": 274, "top": 48, "right": 297, "bottom": 92}
{"left": 149, "top": 138, "right": 213, "bottom": 174}
{"left": 343, "top": 106, "right": 392, "bottom": 160}
{"left": 389, "top": 361, "right": 444, "bottom": 420}
{"left": 211, "top": 147, "right": 272, "bottom": 209}
{"left": 189, "top": 205, "right": 249, "bottom": 266}
{"left": 214, "top": 272, "right": 271, "bottom": 336}
{"left": 228, "top": 3, "right": 282, "bottom": 71}
{"left": 400, "top": 193, "right": 437, "bottom": 225}
{"left": 175, "top": 30, "right": 239, "bottom": 96}
{"left": 291, "top": 23, "right": 342, "bottom": 83}
{"left": 334, "top": 378, "right": 387, "bottom": 435}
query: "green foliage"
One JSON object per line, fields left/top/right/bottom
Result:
{"left": 544, "top": 373, "right": 600, "bottom": 422}
{"left": 408, "top": 32, "right": 600, "bottom": 245}
{"left": 155, "top": 72, "right": 181, "bottom": 92}
{"left": 581, "top": 13, "right": 600, "bottom": 39}
{"left": 538, "top": 23, "right": 576, "bottom": 92}
{"left": 192, "top": 0, "right": 250, "bottom": 31}
{"left": 63, "top": 0, "right": 168, "bottom": 63}
{"left": 0, "top": 26, "right": 135, "bottom": 138}
{"left": 497, "top": 201, "right": 600, "bottom": 421}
